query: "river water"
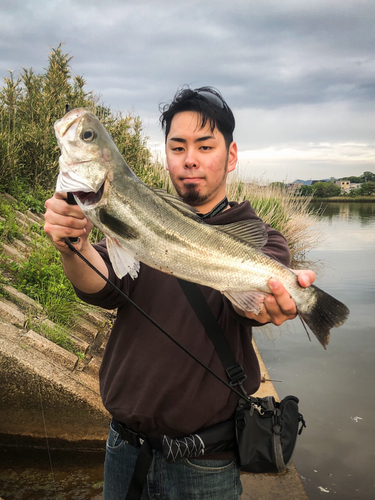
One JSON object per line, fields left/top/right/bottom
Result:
{"left": 256, "top": 202, "right": 375, "bottom": 499}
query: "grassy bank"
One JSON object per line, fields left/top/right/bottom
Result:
{"left": 311, "top": 196, "right": 375, "bottom": 203}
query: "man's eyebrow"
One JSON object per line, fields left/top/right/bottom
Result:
{"left": 195, "top": 135, "right": 215, "bottom": 143}
{"left": 169, "top": 137, "right": 186, "bottom": 143}
{"left": 168, "top": 135, "right": 215, "bottom": 143}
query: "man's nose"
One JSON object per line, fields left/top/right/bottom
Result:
{"left": 185, "top": 151, "right": 198, "bottom": 168}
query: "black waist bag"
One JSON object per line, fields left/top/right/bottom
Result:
{"left": 235, "top": 395, "right": 305, "bottom": 473}
{"left": 163, "top": 395, "right": 305, "bottom": 474}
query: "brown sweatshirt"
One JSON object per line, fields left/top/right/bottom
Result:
{"left": 75, "top": 201, "right": 290, "bottom": 439}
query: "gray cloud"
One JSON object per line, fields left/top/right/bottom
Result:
{"left": 1, "top": 0, "right": 374, "bottom": 180}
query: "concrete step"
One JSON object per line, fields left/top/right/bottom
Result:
{"left": 2, "top": 284, "right": 43, "bottom": 313}
{"left": 11, "top": 239, "right": 29, "bottom": 253}
{"left": 73, "top": 316, "right": 99, "bottom": 343}
{"left": 0, "top": 298, "right": 26, "bottom": 327}
{"left": 1, "top": 242, "right": 25, "bottom": 261}
{"left": 23, "top": 329, "right": 78, "bottom": 371}
{"left": 26, "top": 210, "right": 43, "bottom": 224}
{"left": 78, "top": 304, "right": 111, "bottom": 326}
{"left": 41, "top": 318, "right": 89, "bottom": 354}
{"left": 70, "top": 333, "right": 90, "bottom": 354}
{"left": 84, "top": 356, "right": 102, "bottom": 376}
{"left": 16, "top": 210, "right": 41, "bottom": 228}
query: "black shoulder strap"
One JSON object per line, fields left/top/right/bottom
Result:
{"left": 125, "top": 440, "right": 153, "bottom": 500}
{"left": 177, "top": 279, "right": 248, "bottom": 392}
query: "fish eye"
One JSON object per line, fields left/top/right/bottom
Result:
{"left": 82, "top": 129, "right": 97, "bottom": 142}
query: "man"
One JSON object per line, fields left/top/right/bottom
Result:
{"left": 44, "top": 86, "right": 315, "bottom": 499}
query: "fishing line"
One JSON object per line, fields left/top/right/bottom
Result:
{"left": 37, "top": 376, "right": 58, "bottom": 500}
{"left": 63, "top": 238, "right": 249, "bottom": 401}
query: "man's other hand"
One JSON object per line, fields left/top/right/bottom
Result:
{"left": 241, "top": 270, "right": 316, "bottom": 325}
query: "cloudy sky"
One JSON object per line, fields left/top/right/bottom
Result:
{"left": 1, "top": 0, "right": 374, "bottom": 182}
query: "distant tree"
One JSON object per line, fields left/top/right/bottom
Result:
{"left": 358, "top": 182, "right": 375, "bottom": 196}
{"left": 339, "top": 176, "right": 362, "bottom": 183}
{"left": 349, "top": 188, "right": 360, "bottom": 197}
{"left": 361, "top": 171, "right": 375, "bottom": 183}
{"left": 312, "top": 182, "right": 341, "bottom": 198}
{"left": 338, "top": 172, "right": 375, "bottom": 183}
{"left": 298, "top": 185, "right": 313, "bottom": 196}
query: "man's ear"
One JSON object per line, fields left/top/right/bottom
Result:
{"left": 165, "top": 145, "right": 169, "bottom": 171}
{"left": 227, "top": 142, "right": 238, "bottom": 173}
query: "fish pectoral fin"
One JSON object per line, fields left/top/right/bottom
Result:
{"left": 107, "top": 236, "right": 140, "bottom": 279}
{"left": 223, "top": 290, "right": 269, "bottom": 315}
{"left": 213, "top": 219, "right": 268, "bottom": 248}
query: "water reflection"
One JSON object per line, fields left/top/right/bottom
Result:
{"left": 312, "top": 201, "right": 375, "bottom": 225}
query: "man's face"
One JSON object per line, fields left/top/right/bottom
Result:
{"left": 165, "top": 111, "right": 237, "bottom": 212}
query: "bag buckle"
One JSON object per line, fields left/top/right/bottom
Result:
{"left": 226, "top": 363, "right": 247, "bottom": 386}
{"left": 252, "top": 404, "right": 265, "bottom": 416}
{"left": 118, "top": 423, "right": 145, "bottom": 447}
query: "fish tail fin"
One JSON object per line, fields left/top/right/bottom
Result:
{"left": 299, "top": 285, "right": 349, "bottom": 349}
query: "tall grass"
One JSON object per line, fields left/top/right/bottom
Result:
{"left": 226, "top": 176, "right": 323, "bottom": 265}
{"left": 0, "top": 45, "right": 151, "bottom": 200}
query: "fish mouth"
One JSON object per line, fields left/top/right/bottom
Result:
{"left": 55, "top": 109, "right": 87, "bottom": 138}
{"left": 73, "top": 180, "right": 105, "bottom": 206}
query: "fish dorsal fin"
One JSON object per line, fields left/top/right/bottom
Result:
{"left": 213, "top": 219, "right": 268, "bottom": 248}
{"left": 107, "top": 236, "right": 140, "bottom": 279}
{"left": 153, "top": 188, "right": 202, "bottom": 222}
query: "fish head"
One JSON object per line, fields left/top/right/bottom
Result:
{"left": 54, "top": 108, "right": 117, "bottom": 207}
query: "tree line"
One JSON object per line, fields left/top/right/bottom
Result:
{"left": 296, "top": 173, "right": 375, "bottom": 198}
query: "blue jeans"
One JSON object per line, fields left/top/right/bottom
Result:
{"left": 104, "top": 423, "right": 243, "bottom": 499}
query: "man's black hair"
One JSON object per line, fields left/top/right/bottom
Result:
{"left": 159, "top": 86, "right": 235, "bottom": 149}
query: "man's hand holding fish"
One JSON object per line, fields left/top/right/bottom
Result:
{"left": 45, "top": 191, "right": 109, "bottom": 293}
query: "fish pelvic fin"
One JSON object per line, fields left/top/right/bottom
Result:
{"left": 298, "top": 285, "right": 350, "bottom": 349}
{"left": 107, "top": 236, "right": 140, "bottom": 279}
{"left": 223, "top": 290, "right": 268, "bottom": 315}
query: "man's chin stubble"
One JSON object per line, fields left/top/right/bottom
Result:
{"left": 178, "top": 185, "right": 208, "bottom": 206}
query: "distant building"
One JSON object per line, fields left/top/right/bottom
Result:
{"left": 336, "top": 180, "right": 350, "bottom": 192}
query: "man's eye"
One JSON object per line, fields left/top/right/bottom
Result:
{"left": 200, "top": 146, "right": 212, "bottom": 150}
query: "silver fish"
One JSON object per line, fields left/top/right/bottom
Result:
{"left": 55, "top": 108, "right": 349, "bottom": 348}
